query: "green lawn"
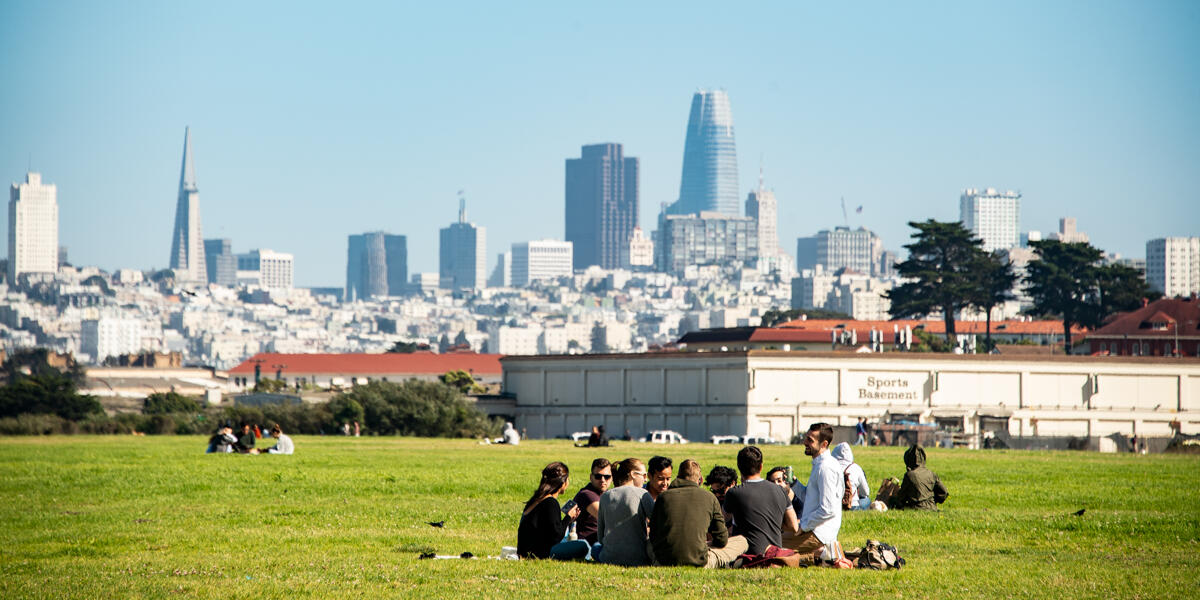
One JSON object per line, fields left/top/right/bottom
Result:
{"left": 0, "top": 436, "right": 1197, "bottom": 599}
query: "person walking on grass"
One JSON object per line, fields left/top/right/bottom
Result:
{"left": 517, "top": 462, "right": 586, "bottom": 560}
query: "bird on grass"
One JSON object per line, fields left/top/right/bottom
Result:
{"left": 1072, "top": 509, "right": 1086, "bottom": 517}
{"left": 427, "top": 521, "right": 445, "bottom": 528}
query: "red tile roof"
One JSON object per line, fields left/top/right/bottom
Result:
{"left": 1089, "top": 298, "right": 1200, "bottom": 339}
{"left": 229, "top": 352, "right": 503, "bottom": 375}
{"left": 775, "top": 318, "right": 1084, "bottom": 336}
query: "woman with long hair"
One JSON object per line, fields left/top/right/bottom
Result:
{"left": 517, "top": 461, "right": 589, "bottom": 559}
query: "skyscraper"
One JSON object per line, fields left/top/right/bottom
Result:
{"left": 669, "top": 89, "right": 739, "bottom": 216}
{"left": 795, "top": 227, "right": 883, "bottom": 276}
{"left": 204, "top": 238, "right": 236, "bottom": 286}
{"left": 565, "top": 143, "right": 639, "bottom": 269}
{"left": 960, "top": 188, "right": 1021, "bottom": 252}
{"left": 655, "top": 211, "right": 757, "bottom": 275}
{"left": 438, "top": 198, "right": 486, "bottom": 290}
{"left": 8, "top": 172, "right": 58, "bottom": 283}
{"left": 346, "top": 232, "right": 407, "bottom": 300}
{"left": 745, "top": 173, "right": 778, "bottom": 258}
{"left": 511, "top": 240, "right": 573, "bottom": 287}
{"left": 1146, "top": 237, "right": 1200, "bottom": 298}
{"left": 168, "top": 127, "right": 207, "bottom": 283}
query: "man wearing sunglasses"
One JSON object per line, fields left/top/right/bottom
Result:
{"left": 571, "top": 458, "right": 612, "bottom": 546}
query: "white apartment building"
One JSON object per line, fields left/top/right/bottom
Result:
{"left": 791, "top": 265, "right": 837, "bottom": 310}
{"left": 745, "top": 186, "right": 778, "bottom": 257}
{"left": 960, "top": 188, "right": 1021, "bottom": 252}
{"left": 511, "top": 240, "right": 573, "bottom": 287}
{"left": 237, "top": 249, "right": 294, "bottom": 289}
{"left": 489, "top": 325, "right": 541, "bottom": 355}
{"left": 624, "top": 227, "right": 654, "bottom": 268}
{"left": 1147, "top": 237, "right": 1200, "bottom": 298}
{"left": 828, "top": 277, "right": 894, "bottom": 321}
{"left": 8, "top": 172, "right": 58, "bottom": 282}
{"left": 81, "top": 317, "right": 144, "bottom": 363}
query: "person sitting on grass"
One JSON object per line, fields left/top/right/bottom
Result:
{"left": 595, "top": 458, "right": 654, "bottom": 566}
{"left": 517, "top": 462, "right": 586, "bottom": 560}
{"left": 705, "top": 465, "right": 738, "bottom": 531}
{"left": 646, "top": 456, "right": 673, "bottom": 502}
{"left": 206, "top": 426, "right": 237, "bottom": 453}
{"left": 263, "top": 424, "right": 294, "bottom": 455}
{"left": 890, "top": 445, "right": 949, "bottom": 511}
{"left": 648, "top": 459, "right": 748, "bottom": 568}
{"left": 830, "top": 442, "right": 870, "bottom": 510}
{"left": 571, "top": 458, "right": 612, "bottom": 547}
{"left": 234, "top": 423, "right": 257, "bottom": 454}
{"left": 586, "top": 425, "right": 610, "bottom": 447}
{"left": 724, "top": 446, "right": 799, "bottom": 556}
{"left": 767, "top": 466, "right": 804, "bottom": 515}
{"left": 785, "top": 422, "right": 843, "bottom": 565}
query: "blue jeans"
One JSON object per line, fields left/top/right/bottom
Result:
{"left": 549, "top": 540, "right": 589, "bottom": 560}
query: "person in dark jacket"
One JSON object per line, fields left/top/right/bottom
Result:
{"left": 517, "top": 461, "right": 585, "bottom": 559}
{"left": 890, "top": 445, "right": 949, "bottom": 510}
{"left": 648, "top": 459, "right": 748, "bottom": 567}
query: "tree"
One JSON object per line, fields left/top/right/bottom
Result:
{"left": 439, "top": 370, "right": 484, "bottom": 395}
{"left": 388, "top": 341, "right": 422, "bottom": 353}
{"left": 1024, "top": 240, "right": 1104, "bottom": 354}
{"left": 760, "top": 307, "right": 855, "bottom": 327}
{"left": 0, "top": 349, "right": 101, "bottom": 420}
{"left": 142, "top": 391, "right": 200, "bottom": 414}
{"left": 253, "top": 378, "right": 288, "bottom": 393}
{"left": 1095, "top": 262, "right": 1156, "bottom": 321}
{"left": 968, "top": 252, "right": 1017, "bottom": 351}
{"left": 885, "top": 220, "right": 987, "bottom": 344}
{"left": 332, "top": 380, "right": 496, "bottom": 438}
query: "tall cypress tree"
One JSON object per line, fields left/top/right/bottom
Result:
{"left": 1024, "top": 240, "right": 1103, "bottom": 354}
{"left": 885, "top": 220, "right": 987, "bottom": 344}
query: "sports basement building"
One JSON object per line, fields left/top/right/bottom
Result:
{"left": 500, "top": 351, "right": 1200, "bottom": 447}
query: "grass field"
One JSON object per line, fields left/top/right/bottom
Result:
{"left": 1, "top": 436, "right": 1198, "bottom": 599}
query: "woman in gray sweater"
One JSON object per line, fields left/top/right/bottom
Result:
{"left": 594, "top": 458, "right": 655, "bottom": 565}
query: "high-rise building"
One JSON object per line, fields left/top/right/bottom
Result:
{"left": 960, "top": 188, "right": 1021, "bottom": 252}
{"left": 488, "top": 251, "right": 511, "bottom": 288}
{"left": 236, "top": 249, "right": 294, "bottom": 289}
{"left": 1050, "top": 217, "right": 1089, "bottom": 244}
{"left": 204, "top": 239, "right": 237, "bottom": 286}
{"left": 745, "top": 179, "right": 778, "bottom": 259}
{"left": 346, "top": 232, "right": 407, "bottom": 300}
{"left": 7, "top": 172, "right": 58, "bottom": 283}
{"left": 656, "top": 211, "right": 758, "bottom": 275}
{"left": 795, "top": 227, "right": 882, "bottom": 275}
{"left": 565, "top": 143, "right": 639, "bottom": 269}
{"left": 168, "top": 127, "right": 207, "bottom": 283}
{"left": 439, "top": 198, "right": 486, "bottom": 290}
{"left": 1146, "top": 237, "right": 1200, "bottom": 298}
{"left": 668, "top": 89, "right": 739, "bottom": 216}
{"left": 623, "top": 226, "right": 654, "bottom": 268}
{"left": 81, "top": 317, "right": 144, "bottom": 364}
{"left": 511, "top": 240, "right": 573, "bottom": 287}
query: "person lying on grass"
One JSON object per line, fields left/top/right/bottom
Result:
{"left": 517, "top": 461, "right": 585, "bottom": 560}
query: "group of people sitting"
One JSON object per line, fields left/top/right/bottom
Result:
{"left": 206, "top": 423, "right": 294, "bottom": 455}
{"left": 517, "top": 422, "right": 948, "bottom": 567}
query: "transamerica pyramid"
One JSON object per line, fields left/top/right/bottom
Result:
{"left": 168, "top": 127, "right": 207, "bottom": 283}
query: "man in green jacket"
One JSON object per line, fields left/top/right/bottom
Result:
{"left": 890, "top": 445, "right": 949, "bottom": 510}
{"left": 649, "top": 459, "right": 748, "bottom": 567}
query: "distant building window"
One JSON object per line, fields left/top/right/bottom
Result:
{"left": 1099, "top": 343, "right": 1106, "bottom": 353}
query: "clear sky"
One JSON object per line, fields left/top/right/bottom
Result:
{"left": 2, "top": 1, "right": 1198, "bottom": 287}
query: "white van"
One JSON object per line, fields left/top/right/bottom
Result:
{"left": 645, "top": 430, "right": 689, "bottom": 444}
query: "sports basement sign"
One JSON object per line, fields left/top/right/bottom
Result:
{"left": 849, "top": 372, "right": 928, "bottom": 404}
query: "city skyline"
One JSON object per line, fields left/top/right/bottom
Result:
{"left": 2, "top": 2, "right": 1198, "bottom": 287}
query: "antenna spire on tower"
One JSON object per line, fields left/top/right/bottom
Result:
{"left": 457, "top": 189, "right": 466, "bottom": 223}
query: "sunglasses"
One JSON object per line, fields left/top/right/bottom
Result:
{"left": 592, "top": 473, "right": 612, "bottom": 480}
{"left": 632, "top": 471, "right": 647, "bottom": 477}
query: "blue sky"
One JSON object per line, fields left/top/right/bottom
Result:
{"left": 2, "top": 1, "right": 1198, "bottom": 287}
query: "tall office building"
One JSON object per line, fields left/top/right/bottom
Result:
{"left": 236, "top": 249, "right": 294, "bottom": 289}
{"left": 439, "top": 198, "right": 486, "bottom": 290}
{"left": 1050, "top": 217, "right": 1089, "bottom": 244}
{"left": 168, "top": 127, "right": 207, "bottom": 283}
{"left": 656, "top": 211, "right": 758, "bottom": 275}
{"left": 960, "top": 188, "right": 1021, "bottom": 252}
{"left": 745, "top": 175, "right": 778, "bottom": 257}
{"left": 511, "top": 240, "right": 573, "bottom": 287}
{"left": 565, "top": 143, "right": 639, "bottom": 269}
{"left": 7, "top": 172, "right": 58, "bottom": 283}
{"left": 668, "top": 89, "right": 739, "bottom": 216}
{"left": 623, "top": 226, "right": 654, "bottom": 268}
{"left": 1146, "top": 237, "right": 1200, "bottom": 298}
{"left": 488, "top": 251, "right": 512, "bottom": 288}
{"left": 795, "top": 227, "right": 882, "bottom": 276}
{"left": 346, "top": 232, "right": 407, "bottom": 300}
{"left": 204, "top": 239, "right": 237, "bottom": 286}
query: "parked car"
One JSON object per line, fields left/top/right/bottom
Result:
{"left": 710, "top": 435, "right": 740, "bottom": 445}
{"left": 742, "top": 435, "right": 787, "bottom": 446}
{"left": 644, "top": 430, "right": 689, "bottom": 444}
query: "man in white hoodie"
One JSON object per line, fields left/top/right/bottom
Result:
{"left": 782, "top": 422, "right": 843, "bottom": 563}
{"left": 831, "top": 442, "right": 871, "bottom": 510}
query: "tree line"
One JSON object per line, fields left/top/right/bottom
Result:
{"left": 884, "top": 219, "right": 1156, "bottom": 353}
{"left": 0, "top": 350, "right": 499, "bottom": 437}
